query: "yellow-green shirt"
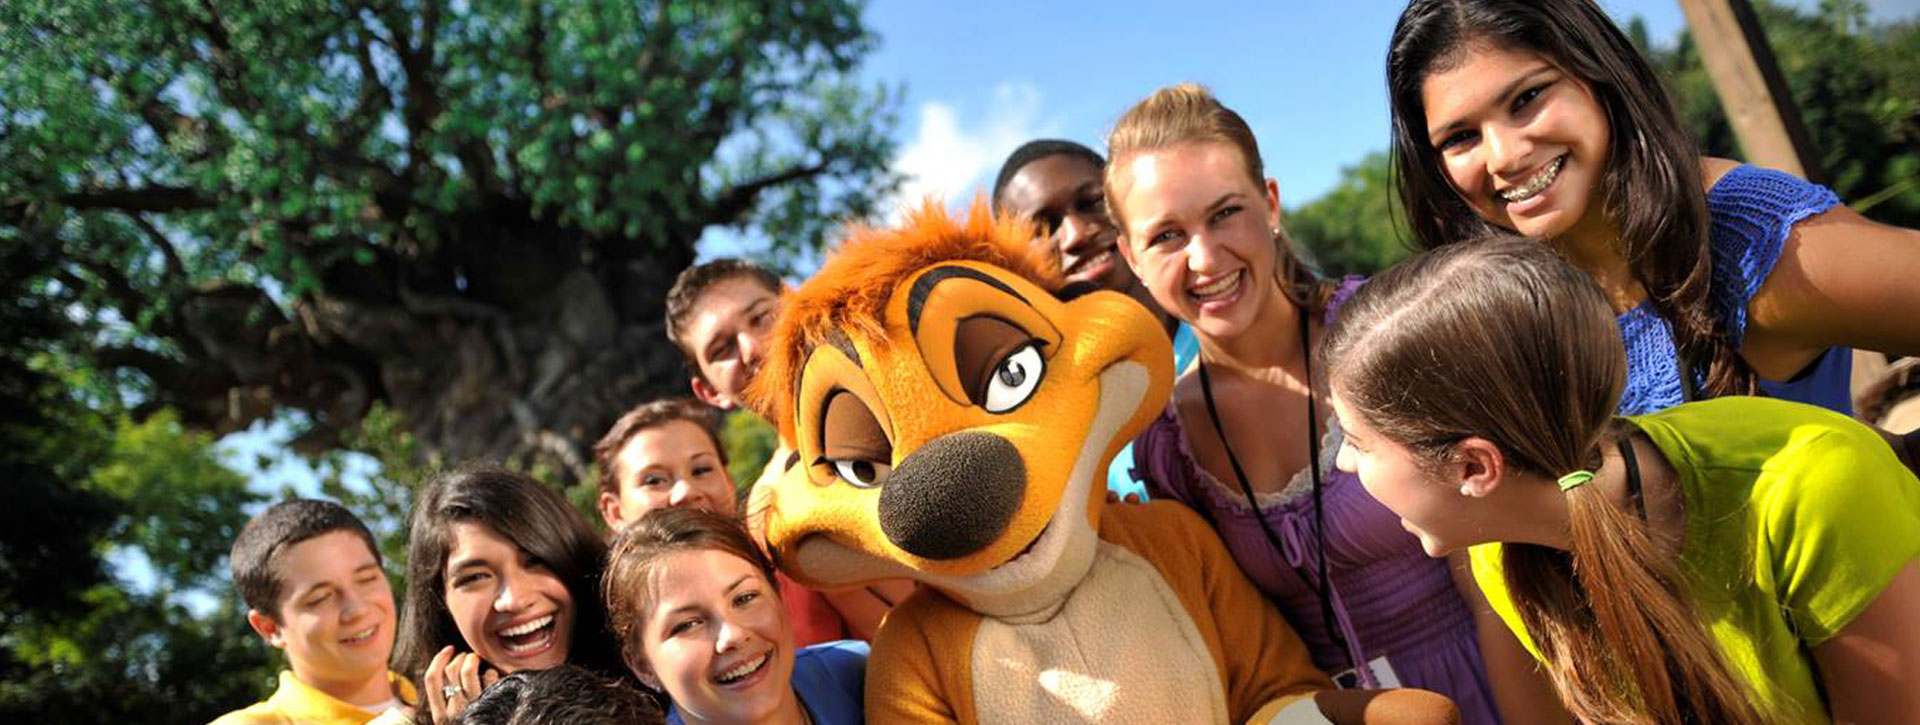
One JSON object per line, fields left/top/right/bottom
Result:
{"left": 209, "top": 670, "right": 416, "bottom": 725}
{"left": 1470, "top": 397, "right": 1920, "bottom": 723}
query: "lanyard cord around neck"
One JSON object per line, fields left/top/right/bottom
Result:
{"left": 1196, "top": 303, "right": 1355, "bottom": 678}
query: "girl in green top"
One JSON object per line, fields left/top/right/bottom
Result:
{"left": 1322, "top": 236, "right": 1920, "bottom": 725}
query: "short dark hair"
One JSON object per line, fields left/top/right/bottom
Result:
{"left": 593, "top": 397, "right": 729, "bottom": 495}
{"left": 456, "top": 665, "right": 664, "bottom": 725}
{"left": 663, "top": 259, "right": 783, "bottom": 371}
{"left": 230, "top": 499, "right": 381, "bottom": 617}
{"left": 990, "top": 139, "right": 1106, "bottom": 214}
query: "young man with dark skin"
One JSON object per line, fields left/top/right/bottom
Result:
{"left": 993, "top": 140, "right": 1202, "bottom": 501}
{"left": 660, "top": 261, "right": 912, "bottom": 641}
{"left": 213, "top": 500, "right": 413, "bottom": 725}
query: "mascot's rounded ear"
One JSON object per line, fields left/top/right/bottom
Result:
{"left": 1056, "top": 280, "right": 1101, "bottom": 302}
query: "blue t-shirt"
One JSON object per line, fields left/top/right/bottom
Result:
{"left": 1105, "top": 322, "right": 1201, "bottom": 501}
{"left": 665, "top": 640, "right": 867, "bottom": 725}
{"left": 1615, "top": 165, "right": 1847, "bottom": 416}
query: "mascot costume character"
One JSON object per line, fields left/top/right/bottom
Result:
{"left": 749, "top": 201, "right": 1457, "bottom": 725}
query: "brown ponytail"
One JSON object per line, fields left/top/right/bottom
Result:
{"left": 1325, "top": 237, "right": 1765, "bottom": 724}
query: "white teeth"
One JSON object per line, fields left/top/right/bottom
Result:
{"left": 1070, "top": 248, "right": 1115, "bottom": 276}
{"left": 716, "top": 653, "right": 768, "bottom": 684}
{"left": 1500, "top": 155, "right": 1565, "bottom": 203}
{"left": 343, "top": 626, "right": 376, "bottom": 643}
{"left": 498, "top": 614, "right": 553, "bottom": 638}
{"left": 1190, "top": 271, "right": 1240, "bottom": 299}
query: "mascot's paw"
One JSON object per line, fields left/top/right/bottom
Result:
{"left": 1311, "top": 688, "right": 1460, "bottom": 725}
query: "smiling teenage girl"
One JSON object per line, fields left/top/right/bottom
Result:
{"left": 603, "top": 507, "right": 865, "bottom": 725}
{"left": 1325, "top": 236, "right": 1920, "bottom": 724}
{"left": 394, "top": 466, "right": 622, "bottom": 724}
{"left": 1102, "top": 83, "right": 1515, "bottom": 724}
{"left": 1387, "top": 0, "right": 1920, "bottom": 432}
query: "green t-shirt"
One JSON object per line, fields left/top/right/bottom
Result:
{"left": 1469, "top": 396, "right": 1920, "bottom": 723}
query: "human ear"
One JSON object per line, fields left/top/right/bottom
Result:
{"left": 598, "top": 490, "right": 626, "bottom": 532}
{"left": 625, "top": 652, "right": 661, "bottom": 690}
{"left": 1263, "top": 178, "right": 1283, "bottom": 228}
{"left": 689, "top": 376, "right": 735, "bottom": 410}
{"left": 247, "top": 609, "right": 287, "bottom": 649}
{"left": 1450, "top": 437, "right": 1507, "bottom": 498}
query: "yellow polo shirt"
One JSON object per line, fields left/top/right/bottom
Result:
{"left": 210, "top": 670, "right": 416, "bottom": 725}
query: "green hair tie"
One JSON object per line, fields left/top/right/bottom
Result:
{"left": 1557, "top": 470, "right": 1595, "bottom": 492}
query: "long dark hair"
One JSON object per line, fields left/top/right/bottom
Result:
{"left": 1387, "top": 0, "right": 1759, "bottom": 399}
{"left": 393, "top": 465, "right": 621, "bottom": 702}
{"left": 1325, "top": 237, "right": 1766, "bottom": 724}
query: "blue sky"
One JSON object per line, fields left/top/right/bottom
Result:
{"left": 845, "top": 0, "right": 1916, "bottom": 218}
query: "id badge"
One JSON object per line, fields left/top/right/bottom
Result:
{"left": 1331, "top": 656, "right": 1402, "bottom": 689}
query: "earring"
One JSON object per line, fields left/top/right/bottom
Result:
{"left": 1458, "top": 484, "right": 1474, "bottom": 497}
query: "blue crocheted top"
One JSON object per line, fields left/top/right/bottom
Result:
{"left": 1615, "top": 165, "right": 1845, "bottom": 416}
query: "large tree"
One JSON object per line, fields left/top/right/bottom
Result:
{"left": 1, "top": 0, "right": 900, "bottom": 478}
{"left": 1646, "top": 0, "right": 1920, "bottom": 225}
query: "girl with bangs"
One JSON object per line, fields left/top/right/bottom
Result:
{"left": 393, "top": 466, "right": 625, "bottom": 724}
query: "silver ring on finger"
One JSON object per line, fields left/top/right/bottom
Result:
{"left": 442, "top": 684, "right": 463, "bottom": 701}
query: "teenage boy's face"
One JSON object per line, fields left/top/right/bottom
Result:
{"left": 683, "top": 277, "right": 781, "bottom": 411}
{"left": 249, "top": 530, "right": 396, "bottom": 686}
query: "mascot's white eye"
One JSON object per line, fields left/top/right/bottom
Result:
{"left": 829, "top": 458, "right": 891, "bottom": 488}
{"left": 983, "top": 343, "right": 1044, "bottom": 413}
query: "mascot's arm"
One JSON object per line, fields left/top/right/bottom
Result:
{"left": 1107, "top": 503, "right": 1334, "bottom": 723}
{"left": 1184, "top": 515, "right": 1335, "bottom": 724}
{"left": 1132, "top": 504, "right": 1460, "bottom": 725}
{"left": 865, "top": 591, "right": 972, "bottom": 725}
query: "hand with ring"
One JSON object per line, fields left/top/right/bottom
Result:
{"left": 423, "top": 646, "right": 501, "bottom": 724}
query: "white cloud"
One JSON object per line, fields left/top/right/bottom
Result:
{"left": 889, "top": 81, "right": 1060, "bottom": 218}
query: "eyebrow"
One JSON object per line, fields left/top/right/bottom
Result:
{"left": 291, "top": 581, "right": 336, "bottom": 601}
{"left": 446, "top": 557, "right": 489, "bottom": 576}
{"left": 1141, "top": 191, "right": 1242, "bottom": 237}
{"left": 906, "top": 265, "right": 1029, "bottom": 335}
{"left": 1427, "top": 65, "right": 1558, "bottom": 141}
{"left": 702, "top": 299, "right": 775, "bottom": 359}
{"left": 1205, "top": 191, "right": 1244, "bottom": 213}
{"left": 660, "top": 574, "right": 754, "bottom": 620}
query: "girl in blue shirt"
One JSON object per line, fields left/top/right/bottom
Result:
{"left": 603, "top": 508, "right": 866, "bottom": 725}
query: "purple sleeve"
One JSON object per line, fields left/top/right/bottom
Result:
{"left": 1136, "top": 412, "right": 1204, "bottom": 513}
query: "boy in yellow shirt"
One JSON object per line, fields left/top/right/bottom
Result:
{"left": 211, "top": 500, "right": 414, "bottom": 725}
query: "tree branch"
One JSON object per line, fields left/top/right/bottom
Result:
{"left": 53, "top": 186, "right": 215, "bottom": 213}
{"left": 701, "top": 160, "right": 830, "bottom": 227}
{"left": 130, "top": 213, "right": 188, "bottom": 284}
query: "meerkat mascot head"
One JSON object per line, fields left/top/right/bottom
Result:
{"left": 748, "top": 199, "right": 1458, "bottom": 725}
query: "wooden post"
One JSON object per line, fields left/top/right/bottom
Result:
{"left": 1676, "top": 0, "right": 1827, "bottom": 183}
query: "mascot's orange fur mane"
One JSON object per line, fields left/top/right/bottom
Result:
{"left": 749, "top": 198, "right": 1062, "bottom": 440}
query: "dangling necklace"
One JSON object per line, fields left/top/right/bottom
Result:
{"left": 1196, "top": 303, "right": 1356, "bottom": 678}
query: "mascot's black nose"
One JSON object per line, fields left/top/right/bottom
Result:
{"left": 878, "top": 431, "right": 1026, "bottom": 560}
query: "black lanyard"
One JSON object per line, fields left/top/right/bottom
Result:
{"left": 1196, "top": 303, "right": 1356, "bottom": 678}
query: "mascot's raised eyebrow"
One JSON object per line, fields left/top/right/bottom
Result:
{"left": 748, "top": 200, "right": 1458, "bottom": 725}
